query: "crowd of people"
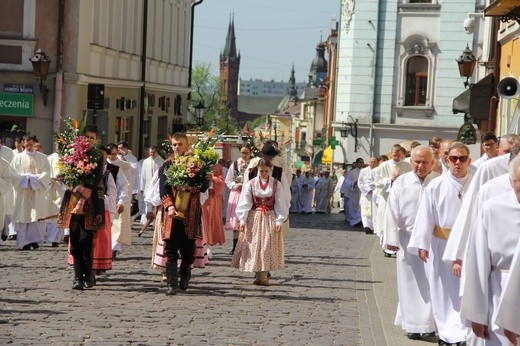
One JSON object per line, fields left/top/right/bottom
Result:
{"left": 1, "top": 128, "right": 520, "bottom": 345}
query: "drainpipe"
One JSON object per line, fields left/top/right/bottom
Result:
{"left": 188, "top": 0, "right": 204, "bottom": 94}
{"left": 138, "top": 0, "right": 148, "bottom": 159}
{"left": 368, "top": 1, "right": 382, "bottom": 157}
{"left": 53, "top": 0, "right": 65, "bottom": 133}
{"left": 489, "top": 17, "right": 500, "bottom": 134}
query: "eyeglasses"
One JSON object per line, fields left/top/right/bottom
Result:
{"left": 448, "top": 155, "right": 469, "bottom": 163}
{"left": 240, "top": 151, "right": 249, "bottom": 154}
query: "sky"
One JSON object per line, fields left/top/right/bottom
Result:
{"left": 192, "top": 0, "right": 341, "bottom": 84}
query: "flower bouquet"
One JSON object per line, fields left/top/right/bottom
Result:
{"left": 54, "top": 116, "right": 102, "bottom": 214}
{"left": 164, "top": 129, "right": 219, "bottom": 218}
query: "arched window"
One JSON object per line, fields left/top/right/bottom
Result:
{"left": 405, "top": 56, "right": 428, "bottom": 106}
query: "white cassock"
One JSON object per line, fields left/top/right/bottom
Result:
{"left": 122, "top": 152, "right": 140, "bottom": 195}
{"left": 384, "top": 171, "right": 439, "bottom": 334}
{"left": 461, "top": 190, "right": 520, "bottom": 346}
{"left": 0, "top": 157, "right": 12, "bottom": 229}
{"left": 334, "top": 174, "right": 345, "bottom": 211}
{"left": 344, "top": 168, "right": 361, "bottom": 226}
{"left": 471, "top": 153, "right": 490, "bottom": 170}
{"left": 289, "top": 176, "right": 301, "bottom": 213}
{"left": 298, "top": 175, "right": 315, "bottom": 213}
{"left": 374, "top": 160, "right": 412, "bottom": 237}
{"left": 494, "top": 236, "right": 520, "bottom": 336}
{"left": 0, "top": 145, "right": 15, "bottom": 236}
{"left": 140, "top": 156, "right": 164, "bottom": 224}
{"left": 110, "top": 166, "right": 130, "bottom": 252}
{"left": 314, "top": 177, "right": 333, "bottom": 213}
{"left": 45, "top": 152, "right": 65, "bottom": 243}
{"left": 358, "top": 166, "right": 376, "bottom": 230}
{"left": 443, "top": 154, "right": 510, "bottom": 264}
{"left": 408, "top": 172, "right": 472, "bottom": 344}
{"left": 109, "top": 158, "right": 133, "bottom": 249}
{"left": 10, "top": 150, "right": 51, "bottom": 248}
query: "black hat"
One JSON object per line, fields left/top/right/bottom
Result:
{"left": 260, "top": 143, "right": 279, "bottom": 158}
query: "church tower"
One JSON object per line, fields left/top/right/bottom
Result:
{"left": 220, "top": 16, "right": 240, "bottom": 119}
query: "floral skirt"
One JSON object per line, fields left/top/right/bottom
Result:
{"left": 231, "top": 210, "right": 284, "bottom": 272}
{"left": 225, "top": 189, "right": 241, "bottom": 230}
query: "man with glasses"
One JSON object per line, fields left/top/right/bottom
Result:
{"left": 472, "top": 132, "right": 498, "bottom": 169}
{"left": 408, "top": 142, "right": 473, "bottom": 346}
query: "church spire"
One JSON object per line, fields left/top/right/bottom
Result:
{"left": 223, "top": 14, "right": 237, "bottom": 58}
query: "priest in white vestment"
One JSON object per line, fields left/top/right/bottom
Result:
{"left": 0, "top": 157, "right": 12, "bottom": 233}
{"left": 343, "top": 158, "right": 364, "bottom": 226}
{"left": 0, "top": 144, "right": 15, "bottom": 239}
{"left": 384, "top": 146, "right": 438, "bottom": 339}
{"left": 107, "top": 144, "right": 132, "bottom": 255}
{"left": 314, "top": 171, "right": 334, "bottom": 214}
{"left": 358, "top": 157, "right": 378, "bottom": 234}
{"left": 461, "top": 157, "right": 520, "bottom": 345}
{"left": 139, "top": 146, "right": 164, "bottom": 224}
{"left": 298, "top": 172, "right": 314, "bottom": 214}
{"left": 289, "top": 171, "right": 301, "bottom": 213}
{"left": 374, "top": 145, "right": 411, "bottom": 256}
{"left": 443, "top": 145, "right": 518, "bottom": 268}
{"left": 494, "top": 237, "right": 520, "bottom": 343}
{"left": 10, "top": 135, "right": 51, "bottom": 249}
{"left": 408, "top": 142, "right": 473, "bottom": 345}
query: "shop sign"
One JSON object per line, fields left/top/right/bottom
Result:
{"left": 0, "top": 93, "right": 33, "bottom": 116}
{"left": 3, "top": 84, "right": 35, "bottom": 94}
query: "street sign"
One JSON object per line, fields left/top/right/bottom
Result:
{"left": 0, "top": 93, "right": 33, "bottom": 116}
{"left": 329, "top": 136, "right": 339, "bottom": 149}
{"left": 312, "top": 139, "right": 323, "bottom": 146}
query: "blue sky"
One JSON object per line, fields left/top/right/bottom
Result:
{"left": 192, "top": 0, "right": 341, "bottom": 83}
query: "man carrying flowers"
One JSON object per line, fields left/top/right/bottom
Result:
{"left": 57, "top": 124, "right": 105, "bottom": 291}
{"left": 160, "top": 131, "right": 217, "bottom": 295}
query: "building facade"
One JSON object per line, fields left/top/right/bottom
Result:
{"left": 333, "top": 0, "right": 485, "bottom": 164}
{"left": 238, "top": 78, "right": 306, "bottom": 98}
{"left": 0, "top": 0, "right": 196, "bottom": 155}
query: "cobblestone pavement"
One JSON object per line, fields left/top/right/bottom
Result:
{"left": 0, "top": 211, "right": 435, "bottom": 345}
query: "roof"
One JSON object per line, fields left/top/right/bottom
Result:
{"left": 237, "top": 95, "right": 283, "bottom": 115}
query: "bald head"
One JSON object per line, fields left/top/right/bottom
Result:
{"left": 499, "top": 134, "right": 520, "bottom": 156}
{"left": 411, "top": 145, "right": 435, "bottom": 180}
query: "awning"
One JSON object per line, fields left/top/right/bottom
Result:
{"left": 313, "top": 150, "right": 324, "bottom": 166}
{"left": 322, "top": 146, "right": 332, "bottom": 164}
{"left": 452, "top": 88, "right": 470, "bottom": 114}
{"left": 452, "top": 73, "right": 494, "bottom": 122}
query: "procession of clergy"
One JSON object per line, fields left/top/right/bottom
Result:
{"left": 2, "top": 129, "right": 520, "bottom": 345}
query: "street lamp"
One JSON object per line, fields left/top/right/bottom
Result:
{"left": 29, "top": 49, "right": 52, "bottom": 106}
{"left": 193, "top": 100, "right": 205, "bottom": 126}
{"left": 456, "top": 44, "right": 476, "bottom": 88}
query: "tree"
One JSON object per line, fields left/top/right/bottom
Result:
{"left": 190, "top": 63, "right": 237, "bottom": 135}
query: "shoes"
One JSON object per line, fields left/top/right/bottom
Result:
{"left": 51, "top": 242, "right": 59, "bottom": 247}
{"left": 112, "top": 250, "right": 118, "bottom": 261}
{"left": 253, "top": 278, "right": 269, "bottom": 286}
{"left": 352, "top": 221, "right": 363, "bottom": 228}
{"left": 63, "top": 235, "right": 69, "bottom": 243}
{"left": 421, "top": 332, "right": 436, "bottom": 339}
{"left": 438, "top": 340, "right": 449, "bottom": 346}
{"left": 21, "top": 244, "right": 32, "bottom": 251}
{"left": 383, "top": 251, "right": 393, "bottom": 258}
{"left": 8, "top": 235, "right": 16, "bottom": 241}
{"left": 407, "top": 333, "right": 421, "bottom": 340}
{"left": 364, "top": 227, "right": 374, "bottom": 234}
{"left": 339, "top": 209, "right": 344, "bottom": 213}
{"left": 31, "top": 243, "right": 39, "bottom": 249}
{"left": 72, "top": 280, "right": 84, "bottom": 290}
{"left": 1, "top": 233, "right": 7, "bottom": 241}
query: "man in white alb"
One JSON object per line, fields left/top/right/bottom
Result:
{"left": 384, "top": 145, "right": 438, "bottom": 340}
{"left": 358, "top": 157, "right": 378, "bottom": 234}
{"left": 140, "top": 146, "right": 164, "bottom": 224}
{"left": 408, "top": 142, "right": 473, "bottom": 345}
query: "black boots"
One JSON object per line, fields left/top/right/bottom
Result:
{"left": 179, "top": 261, "right": 191, "bottom": 291}
{"left": 83, "top": 258, "right": 95, "bottom": 289}
{"left": 165, "top": 262, "right": 178, "bottom": 296}
{"left": 72, "top": 261, "right": 84, "bottom": 290}
{"left": 229, "top": 238, "right": 238, "bottom": 255}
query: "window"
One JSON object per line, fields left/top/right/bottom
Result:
{"left": 405, "top": 57, "right": 428, "bottom": 106}
{"left": 115, "top": 116, "right": 133, "bottom": 147}
{"left": 157, "top": 116, "right": 168, "bottom": 145}
{"left": 143, "top": 116, "right": 151, "bottom": 149}
{"left": 409, "top": 0, "right": 432, "bottom": 3}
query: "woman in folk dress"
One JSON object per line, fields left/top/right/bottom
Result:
{"left": 225, "top": 144, "right": 251, "bottom": 254}
{"left": 231, "top": 159, "right": 289, "bottom": 286}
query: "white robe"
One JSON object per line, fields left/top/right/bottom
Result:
{"left": 1, "top": 145, "right": 15, "bottom": 235}
{"left": 289, "top": 176, "right": 301, "bottom": 213}
{"left": 408, "top": 172, "right": 472, "bottom": 343}
{"left": 298, "top": 176, "right": 314, "bottom": 213}
{"left": 45, "top": 152, "right": 65, "bottom": 243}
{"left": 314, "top": 177, "right": 333, "bottom": 213}
{"left": 358, "top": 167, "right": 376, "bottom": 229}
{"left": 494, "top": 236, "right": 520, "bottom": 336}
{"left": 384, "top": 171, "right": 438, "bottom": 333}
{"left": 0, "top": 157, "right": 12, "bottom": 229}
{"left": 109, "top": 163, "right": 131, "bottom": 248}
{"left": 461, "top": 190, "right": 520, "bottom": 345}
{"left": 334, "top": 174, "right": 345, "bottom": 211}
{"left": 344, "top": 168, "right": 361, "bottom": 225}
{"left": 140, "top": 156, "right": 163, "bottom": 223}
{"left": 374, "top": 160, "right": 412, "bottom": 237}
{"left": 443, "top": 154, "right": 510, "bottom": 264}
{"left": 10, "top": 150, "right": 51, "bottom": 248}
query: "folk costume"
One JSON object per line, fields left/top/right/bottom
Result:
{"left": 231, "top": 175, "right": 288, "bottom": 284}
{"left": 461, "top": 190, "right": 520, "bottom": 345}
{"left": 408, "top": 172, "right": 473, "bottom": 344}
{"left": 384, "top": 171, "right": 438, "bottom": 335}
{"left": 202, "top": 164, "right": 225, "bottom": 246}
{"left": 10, "top": 149, "right": 51, "bottom": 249}
{"left": 159, "top": 160, "right": 205, "bottom": 294}
{"left": 57, "top": 156, "right": 105, "bottom": 290}
{"left": 225, "top": 157, "right": 249, "bottom": 254}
